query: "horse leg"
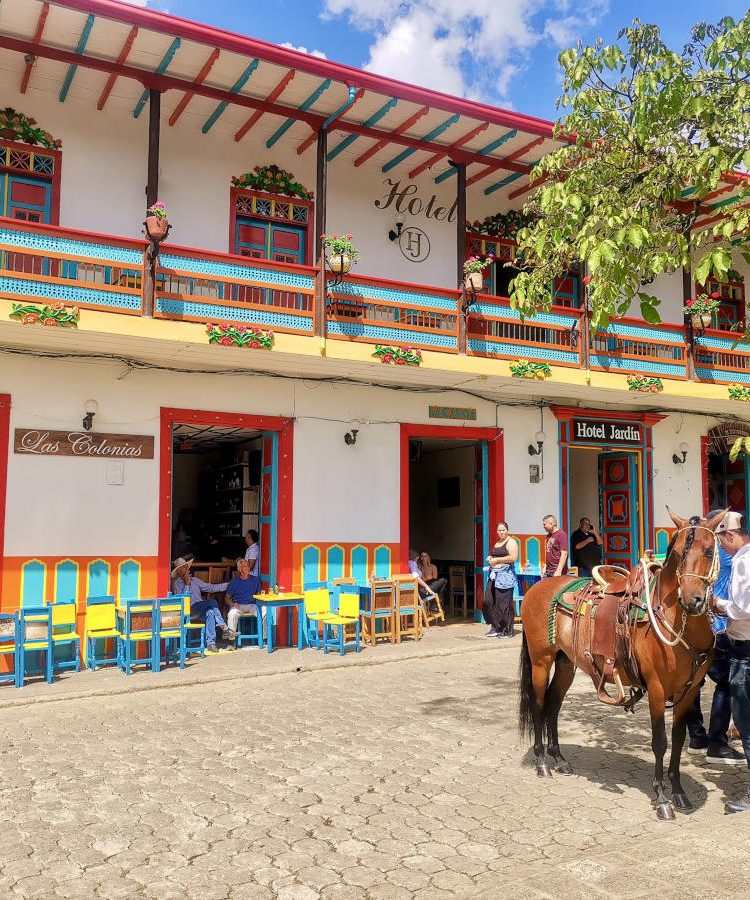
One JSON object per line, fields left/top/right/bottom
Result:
{"left": 668, "top": 694, "right": 698, "bottom": 812}
{"left": 648, "top": 688, "right": 675, "bottom": 820}
{"left": 544, "top": 653, "right": 576, "bottom": 775}
{"left": 531, "top": 660, "right": 554, "bottom": 776}
{"left": 518, "top": 631, "right": 555, "bottom": 777}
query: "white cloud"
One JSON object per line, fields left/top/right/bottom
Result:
{"left": 281, "top": 41, "right": 328, "bottom": 60}
{"left": 120, "top": 0, "right": 151, "bottom": 6}
{"left": 322, "top": 0, "right": 608, "bottom": 103}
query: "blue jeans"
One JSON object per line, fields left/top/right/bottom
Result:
{"left": 729, "top": 640, "right": 750, "bottom": 768}
{"left": 688, "top": 634, "right": 732, "bottom": 748}
{"left": 191, "top": 599, "right": 226, "bottom": 646}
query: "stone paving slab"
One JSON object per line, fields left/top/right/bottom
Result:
{"left": 0, "top": 633, "right": 746, "bottom": 898}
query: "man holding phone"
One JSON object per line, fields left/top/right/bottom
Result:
{"left": 570, "top": 517, "right": 603, "bottom": 577}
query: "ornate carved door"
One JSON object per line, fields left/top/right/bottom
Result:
{"left": 598, "top": 452, "right": 638, "bottom": 568}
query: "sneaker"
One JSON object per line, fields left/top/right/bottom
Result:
{"left": 485, "top": 630, "right": 499, "bottom": 638}
{"left": 206, "top": 643, "right": 219, "bottom": 654}
{"left": 222, "top": 627, "right": 238, "bottom": 641}
{"left": 687, "top": 736, "right": 709, "bottom": 754}
{"left": 497, "top": 632, "right": 515, "bottom": 639}
{"left": 706, "top": 745, "right": 746, "bottom": 766}
{"left": 725, "top": 789, "right": 750, "bottom": 814}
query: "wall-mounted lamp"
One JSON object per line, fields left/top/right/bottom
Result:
{"left": 388, "top": 215, "right": 404, "bottom": 242}
{"left": 672, "top": 441, "right": 689, "bottom": 465}
{"left": 528, "top": 430, "right": 545, "bottom": 456}
{"left": 344, "top": 429, "right": 358, "bottom": 446}
{"left": 82, "top": 399, "right": 99, "bottom": 432}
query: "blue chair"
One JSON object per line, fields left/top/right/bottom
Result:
{"left": 117, "top": 598, "right": 158, "bottom": 675}
{"left": 51, "top": 600, "right": 81, "bottom": 677}
{"left": 157, "top": 596, "right": 187, "bottom": 669}
{"left": 18, "top": 606, "right": 54, "bottom": 686}
{"left": 0, "top": 612, "right": 20, "bottom": 688}
{"left": 236, "top": 610, "right": 262, "bottom": 649}
{"left": 84, "top": 595, "right": 119, "bottom": 670}
{"left": 176, "top": 594, "right": 206, "bottom": 659}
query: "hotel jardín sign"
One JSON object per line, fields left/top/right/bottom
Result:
{"left": 572, "top": 419, "right": 642, "bottom": 445}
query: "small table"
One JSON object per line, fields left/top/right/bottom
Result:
{"left": 253, "top": 593, "right": 306, "bottom": 653}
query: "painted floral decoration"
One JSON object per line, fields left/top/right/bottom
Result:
{"left": 321, "top": 233, "right": 360, "bottom": 261}
{"left": 10, "top": 302, "right": 78, "bottom": 328}
{"left": 509, "top": 359, "right": 551, "bottom": 379}
{"left": 627, "top": 375, "right": 663, "bottom": 393}
{"left": 0, "top": 107, "right": 61, "bottom": 149}
{"left": 728, "top": 384, "right": 750, "bottom": 402}
{"left": 232, "top": 165, "right": 313, "bottom": 200}
{"left": 373, "top": 345, "right": 422, "bottom": 366}
{"left": 683, "top": 291, "right": 720, "bottom": 317}
{"left": 207, "top": 323, "right": 274, "bottom": 349}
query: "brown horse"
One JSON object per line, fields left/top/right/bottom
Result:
{"left": 519, "top": 508, "right": 725, "bottom": 820}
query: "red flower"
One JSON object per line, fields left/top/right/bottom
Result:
{"left": 711, "top": 291, "right": 720, "bottom": 299}
{"left": 43, "top": 318, "right": 59, "bottom": 326}
{"left": 582, "top": 275, "right": 592, "bottom": 285}
{"left": 235, "top": 324, "right": 248, "bottom": 333}
{"left": 267, "top": 330, "right": 274, "bottom": 337}
{"left": 685, "top": 298, "right": 696, "bottom": 307}
{"left": 219, "top": 336, "right": 233, "bottom": 346}
{"left": 382, "top": 353, "right": 393, "bottom": 363}
{"left": 395, "top": 357, "right": 406, "bottom": 365}
{"left": 250, "top": 340, "right": 261, "bottom": 348}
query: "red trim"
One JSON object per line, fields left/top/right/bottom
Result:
{"left": 507, "top": 174, "right": 543, "bottom": 200}
{"left": 551, "top": 406, "right": 666, "bottom": 427}
{"left": 169, "top": 48, "right": 220, "bottom": 126}
{"left": 20, "top": 3, "right": 49, "bottom": 94}
{"left": 408, "top": 122, "right": 489, "bottom": 180}
{"left": 466, "top": 136, "right": 544, "bottom": 187}
{"left": 399, "top": 423, "right": 504, "bottom": 576}
{"left": 298, "top": 88, "right": 365, "bottom": 155}
{"left": 97, "top": 25, "right": 138, "bottom": 110}
{"left": 0, "top": 394, "right": 9, "bottom": 594}
{"left": 235, "top": 70, "right": 296, "bottom": 142}
{"left": 701, "top": 436, "right": 710, "bottom": 515}
{"left": 353, "top": 106, "right": 429, "bottom": 168}
{"left": 158, "top": 407, "right": 294, "bottom": 595}
{"left": 228, "top": 187, "right": 314, "bottom": 266}
{"left": 49, "top": 0, "right": 557, "bottom": 139}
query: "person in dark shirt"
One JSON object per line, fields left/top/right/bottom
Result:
{"left": 543, "top": 515, "right": 568, "bottom": 577}
{"left": 570, "top": 517, "right": 603, "bottom": 577}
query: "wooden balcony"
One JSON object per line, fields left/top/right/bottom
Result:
{"left": 2, "top": 217, "right": 749, "bottom": 387}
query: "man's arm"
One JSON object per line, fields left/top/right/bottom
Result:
{"left": 193, "top": 577, "right": 228, "bottom": 594}
{"left": 574, "top": 534, "right": 594, "bottom": 550}
{"left": 718, "top": 553, "right": 750, "bottom": 621}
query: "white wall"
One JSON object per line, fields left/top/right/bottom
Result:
{"left": 568, "top": 447, "right": 601, "bottom": 528}
{"left": 652, "top": 415, "right": 713, "bottom": 526}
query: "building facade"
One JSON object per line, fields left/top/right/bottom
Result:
{"left": 0, "top": 0, "right": 748, "bottom": 622}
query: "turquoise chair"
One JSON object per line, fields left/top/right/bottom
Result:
{"left": 51, "top": 600, "right": 81, "bottom": 678}
{"left": 18, "top": 605, "right": 54, "bottom": 686}
{"left": 0, "top": 612, "right": 20, "bottom": 688}
{"left": 157, "top": 596, "right": 187, "bottom": 669}
{"left": 236, "top": 610, "right": 262, "bottom": 649}
{"left": 117, "top": 598, "right": 158, "bottom": 675}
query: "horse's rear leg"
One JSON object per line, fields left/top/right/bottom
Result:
{"left": 544, "top": 653, "right": 576, "bottom": 775}
{"left": 531, "top": 656, "right": 555, "bottom": 777}
{"left": 648, "top": 687, "right": 675, "bottom": 820}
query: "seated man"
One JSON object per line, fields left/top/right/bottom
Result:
{"left": 226, "top": 557, "right": 262, "bottom": 642}
{"left": 171, "top": 557, "right": 236, "bottom": 654}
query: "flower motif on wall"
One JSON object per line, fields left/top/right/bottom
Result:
{"left": 10, "top": 302, "right": 78, "bottom": 327}
{"left": 206, "top": 322, "right": 274, "bottom": 349}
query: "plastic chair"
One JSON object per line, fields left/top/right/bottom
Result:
{"left": 362, "top": 580, "right": 395, "bottom": 646}
{"left": 392, "top": 577, "right": 421, "bottom": 643}
{"left": 157, "top": 596, "right": 187, "bottom": 669}
{"left": 51, "top": 600, "right": 81, "bottom": 677}
{"left": 181, "top": 595, "right": 206, "bottom": 659}
{"left": 0, "top": 612, "right": 20, "bottom": 688}
{"left": 18, "top": 605, "right": 54, "bottom": 686}
{"left": 319, "top": 591, "right": 361, "bottom": 656}
{"left": 448, "top": 565, "right": 468, "bottom": 618}
{"left": 117, "top": 598, "right": 158, "bottom": 675}
{"left": 304, "top": 588, "right": 332, "bottom": 649}
{"left": 84, "top": 595, "right": 120, "bottom": 670}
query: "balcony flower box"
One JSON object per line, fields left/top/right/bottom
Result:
{"left": 322, "top": 233, "right": 359, "bottom": 276}
{"left": 144, "top": 201, "right": 169, "bottom": 242}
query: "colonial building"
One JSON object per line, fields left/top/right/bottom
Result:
{"left": 0, "top": 0, "right": 748, "bottom": 622}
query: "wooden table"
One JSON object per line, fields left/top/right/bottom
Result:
{"left": 253, "top": 593, "right": 306, "bottom": 653}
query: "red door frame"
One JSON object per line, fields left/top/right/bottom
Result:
{"left": 158, "top": 407, "right": 294, "bottom": 595}
{"left": 0, "top": 394, "right": 9, "bottom": 592}
{"left": 399, "top": 423, "right": 504, "bottom": 573}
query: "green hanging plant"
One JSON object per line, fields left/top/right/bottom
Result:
{"left": 232, "top": 165, "right": 313, "bottom": 200}
{"left": 728, "top": 384, "right": 750, "bottom": 402}
{"left": 0, "top": 107, "right": 61, "bottom": 149}
{"left": 469, "top": 209, "right": 535, "bottom": 240}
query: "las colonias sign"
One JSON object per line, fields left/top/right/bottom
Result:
{"left": 14, "top": 430, "right": 154, "bottom": 459}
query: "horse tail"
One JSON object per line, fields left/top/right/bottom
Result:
{"left": 518, "top": 629, "right": 536, "bottom": 741}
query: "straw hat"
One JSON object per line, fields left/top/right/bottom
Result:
{"left": 171, "top": 557, "right": 191, "bottom": 578}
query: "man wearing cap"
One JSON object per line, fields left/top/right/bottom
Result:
{"left": 171, "top": 557, "right": 236, "bottom": 654}
{"left": 713, "top": 511, "right": 750, "bottom": 813}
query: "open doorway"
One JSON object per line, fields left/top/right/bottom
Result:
{"left": 707, "top": 451, "right": 750, "bottom": 518}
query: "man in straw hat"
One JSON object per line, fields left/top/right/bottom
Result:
{"left": 171, "top": 557, "right": 236, "bottom": 654}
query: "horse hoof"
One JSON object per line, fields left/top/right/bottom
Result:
{"left": 556, "top": 761, "right": 574, "bottom": 776}
{"left": 656, "top": 802, "right": 676, "bottom": 821}
{"left": 672, "top": 794, "right": 693, "bottom": 812}
{"left": 536, "top": 764, "right": 553, "bottom": 777}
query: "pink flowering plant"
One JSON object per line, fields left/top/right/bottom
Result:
{"left": 683, "top": 290, "right": 720, "bottom": 317}
{"left": 373, "top": 344, "right": 422, "bottom": 366}
{"left": 463, "top": 255, "right": 493, "bottom": 276}
{"left": 207, "top": 322, "right": 274, "bottom": 349}
{"left": 146, "top": 200, "right": 168, "bottom": 219}
{"left": 321, "top": 233, "right": 360, "bottom": 260}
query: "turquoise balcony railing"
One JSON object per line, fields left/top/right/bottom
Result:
{"left": 589, "top": 317, "right": 688, "bottom": 380}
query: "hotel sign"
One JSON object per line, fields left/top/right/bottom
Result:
{"left": 572, "top": 419, "right": 642, "bottom": 445}
{"left": 14, "top": 429, "right": 154, "bottom": 459}
{"left": 429, "top": 406, "right": 477, "bottom": 421}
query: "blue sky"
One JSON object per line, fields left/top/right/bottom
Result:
{"left": 140, "top": 0, "right": 749, "bottom": 120}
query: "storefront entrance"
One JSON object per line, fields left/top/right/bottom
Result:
{"left": 158, "top": 408, "right": 293, "bottom": 595}
{"left": 703, "top": 423, "right": 750, "bottom": 519}
{"left": 555, "top": 408, "right": 662, "bottom": 569}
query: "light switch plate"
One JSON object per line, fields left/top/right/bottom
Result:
{"left": 106, "top": 460, "right": 124, "bottom": 485}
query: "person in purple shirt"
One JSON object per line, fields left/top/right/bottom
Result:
{"left": 171, "top": 557, "right": 236, "bottom": 653}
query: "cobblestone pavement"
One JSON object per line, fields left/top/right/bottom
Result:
{"left": 0, "top": 634, "right": 748, "bottom": 899}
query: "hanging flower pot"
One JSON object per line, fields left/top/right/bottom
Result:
{"left": 328, "top": 253, "right": 353, "bottom": 275}
{"left": 692, "top": 313, "right": 712, "bottom": 331}
{"left": 144, "top": 201, "right": 170, "bottom": 243}
{"left": 464, "top": 271, "right": 483, "bottom": 293}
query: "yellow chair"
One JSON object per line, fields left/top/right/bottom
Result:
{"left": 304, "top": 588, "right": 332, "bottom": 649}
{"left": 84, "top": 596, "right": 120, "bottom": 670}
{"left": 319, "top": 592, "right": 361, "bottom": 655}
{"left": 51, "top": 600, "right": 81, "bottom": 677}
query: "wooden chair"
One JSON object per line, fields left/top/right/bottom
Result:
{"left": 448, "top": 566, "right": 468, "bottom": 618}
{"left": 422, "top": 590, "right": 445, "bottom": 627}
{"left": 361, "top": 581, "right": 395, "bottom": 646}
{"left": 392, "top": 576, "right": 421, "bottom": 643}
{"left": 331, "top": 577, "right": 356, "bottom": 586}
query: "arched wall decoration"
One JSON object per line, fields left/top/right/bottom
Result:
{"left": 707, "top": 421, "right": 750, "bottom": 457}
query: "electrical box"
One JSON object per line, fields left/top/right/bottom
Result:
{"left": 106, "top": 460, "right": 125, "bottom": 485}
{"left": 529, "top": 464, "right": 541, "bottom": 484}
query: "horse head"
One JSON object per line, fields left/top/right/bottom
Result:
{"left": 666, "top": 507, "right": 728, "bottom": 614}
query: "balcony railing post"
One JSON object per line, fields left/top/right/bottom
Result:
{"left": 683, "top": 263, "right": 696, "bottom": 380}
{"left": 314, "top": 128, "right": 328, "bottom": 339}
{"left": 141, "top": 243, "right": 158, "bottom": 318}
{"left": 579, "top": 264, "right": 591, "bottom": 370}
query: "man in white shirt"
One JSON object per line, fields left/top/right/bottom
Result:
{"left": 713, "top": 511, "right": 750, "bottom": 813}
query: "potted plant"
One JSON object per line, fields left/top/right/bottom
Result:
{"left": 322, "top": 233, "right": 359, "bottom": 275}
{"left": 463, "top": 256, "right": 492, "bottom": 293}
{"left": 684, "top": 291, "right": 720, "bottom": 330}
{"left": 144, "top": 200, "right": 169, "bottom": 242}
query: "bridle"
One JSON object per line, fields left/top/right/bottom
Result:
{"left": 642, "top": 521, "right": 719, "bottom": 648}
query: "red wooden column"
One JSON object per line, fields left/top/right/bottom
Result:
{"left": 314, "top": 129, "right": 328, "bottom": 338}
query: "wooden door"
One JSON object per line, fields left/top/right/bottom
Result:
{"left": 723, "top": 454, "right": 750, "bottom": 519}
{"left": 258, "top": 431, "right": 278, "bottom": 590}
{"left": 235, "top": 218, "right": 306, "bottom": 309}
{"left": 598, "top": 452, "right": 638, "bottom": 568}
{"left": 473, "top": 441, "right": 489, "bottom": 618}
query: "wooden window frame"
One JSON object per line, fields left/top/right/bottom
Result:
{"left": 0, "top": 138, "right": 62, "bottom": 225}
{"left": 229, "top": 186, "right": 314, "bottom": 266}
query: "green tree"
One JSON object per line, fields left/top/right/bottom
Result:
{"left": 511, "top": 14, "right": 750, "bottom": 330}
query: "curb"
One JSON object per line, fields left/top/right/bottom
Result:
{"left": 0, "top": 634, "right": 519, "bottom": 711}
